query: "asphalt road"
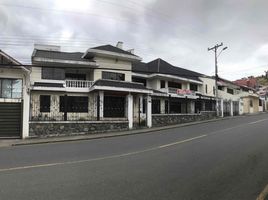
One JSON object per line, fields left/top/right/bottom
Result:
{"left": 1, "top": 114, "right": 268, "bottom": 200}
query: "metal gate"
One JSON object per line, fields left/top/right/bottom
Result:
{"left": 223, "top": 100, "right": 230, "bottom": 117}
{"left": 104, "top": 96, "right": 125, "bottom": 118}
{"left": 0, "top": 102, "right": 22, "bottom": 138}
{"left": 233, "top": 101, "right": 239, "bottom": 116}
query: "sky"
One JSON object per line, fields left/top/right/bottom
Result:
{"left": 0, "top": 0, "right": 268, "bottom": 80}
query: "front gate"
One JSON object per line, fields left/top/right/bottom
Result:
{"left": 0, "top": 102, "right": 22, "bottom": 138}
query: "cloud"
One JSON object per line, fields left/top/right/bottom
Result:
{"left": 0, "top": 0, "right": 268, "bottom": 80}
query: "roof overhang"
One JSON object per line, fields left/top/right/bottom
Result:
{"left": 149, "top": 73, "right": 202, "bottom": 84}
{"left": 89, "top": 85, "right": 152, "bottom": 94}
{"left": 32, "top": 57, "right": 99, "bottom": 68}
{"left": 83, "top": 49, "right": 142, "bottom": 62}
{"left": 0, "top": 51, "right": 30, "bottom": 73}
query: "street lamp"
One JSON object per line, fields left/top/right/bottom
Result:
{"left": 208, "top": 43, "right": 228, "bottom": 117}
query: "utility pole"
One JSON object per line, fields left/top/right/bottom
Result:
{"left": 208, "top": 43, "right": 224, "bottom": 117}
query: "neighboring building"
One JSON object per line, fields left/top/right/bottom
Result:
{"left": 234, "top": 76, "right": 259, "bottom": 89}
{"left": 132, "top": 58, "right": 217, "bottom": 115}
{"left": 0, "top": 50, "right": 30, "bottom": 138}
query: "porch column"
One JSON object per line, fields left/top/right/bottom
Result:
{"left": 147, "top": 95, "right": 152, "bottom": 128}
{"left": 99, "top": 91, "right": 104, "bottom": 120}
{"left": 220, "top": 99, "right": 224, "bottom": 117}
{"left": 22, "top": 76, "right": 30, "bottom": 139}
{"left": 190, "top": 101, "right": 195, "bottom": 113}
{"left": 230, "top": 100, "right": 234, "bottom": 117}
{"left": 127, "top": 94, "right": 133, "bottom": 129}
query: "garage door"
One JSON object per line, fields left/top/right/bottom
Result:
{"left": 0, "top": 102, "right": 22, "bottom": 138}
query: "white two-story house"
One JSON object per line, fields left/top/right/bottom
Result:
{"left": 29, "top": 42, "right": 152, "bottom": 137}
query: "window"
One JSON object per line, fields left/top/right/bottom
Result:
{"left": 205, "top": 84, "right": 208, "bottom": 94}
{"left": 102, "top": 71, "right": 125, "bottom": 81}
{"left": 40, "top": 95, "right": 51, "bottom": 112}
{"left": 2, "top": 79, "right": 12, "bottom": 98}
{"left": 12, "top": 80, "right": 22, "bottom": 98}
{"left": 259, "top": 99, "right": 262, "bottom": 106}
{"left": 213, "top": 86, "right": 215, "bottom": 95}
{"left": 42, "top": 67, "right": 65, "bottom": 80}
{"left": 104, "top": 96, "right": 125, "bottom": 117}
{"left": 190, "top": 83, "right": 198, "bottom": 91}
{"left": 0, "top": 79, "right": 22, "bottom": 98}
{"left": 218, "top": 86, "right": 224, "bottom": 91}
{"left": 168, "top": 81, "right": 181, "bottom": 89}
{"left": 160, "top": 80, "right": 166, "bottom": 88}
{"left": 152, "top": 99, "right": 160, "bottom": 114}
{"left": 60, "top": 96, "right": 88, "bottom": 113}
{"left": 65, "top": 73, "right": 86, "bottom": 80}
{"left": 132, "top": 77, "right": 147, "bottom": 86}
{"left": 227, "top": 88, "right": 234, "bottom": 94}
{"left": 250, "top": 100, "right": 253, "bottom": 107}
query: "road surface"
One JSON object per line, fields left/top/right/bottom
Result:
{"left": 0, "top": 113, "right": 268, "bottom": 200}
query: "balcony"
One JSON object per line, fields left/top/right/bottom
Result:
{"left": 160, "top": 87, "right": 197, "bottom": 96}
{"left": 65, "top": 80, "right": 94, "bottom": 88}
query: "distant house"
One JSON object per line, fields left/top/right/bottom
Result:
{"left": 0, "top": 50, "right": 30, "bottom": 138}
{"left": 234, "top": 76, "right": 259, "bottom": 89}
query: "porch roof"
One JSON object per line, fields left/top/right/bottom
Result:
{"left": 90, "top": 79, "right": 152, "bottom": 94}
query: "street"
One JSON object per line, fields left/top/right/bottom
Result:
{"left": 0, "top": 113, "right": 268, "bottom": 200}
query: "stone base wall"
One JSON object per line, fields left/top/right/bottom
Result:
{"left": 152, "top": 111, "right": 217, "bottom": 127}
{"left": 29, "top": 121, "right": 129, "bottom": 137}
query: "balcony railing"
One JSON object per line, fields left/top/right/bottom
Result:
{"left": 65, "top": 80, "right": 94, "bottom": 88}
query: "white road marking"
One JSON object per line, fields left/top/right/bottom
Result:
{"left": 256, "top": 184, "right": 268, "bottom": 200}
{"left": 249, "top": 118, "right": 268, "bottom": 125}
{"left": 0, "top": 134, "right": 208, "bottom": 173}
{"left": 158, "top": 134, "right": 207, "bottom": 148}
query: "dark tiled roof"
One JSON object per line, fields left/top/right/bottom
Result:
{"left": 93, "top": 79, "right": 149, "bottom": 90}
{"left": 34, "top": 82, "right": 64, "bottom": 87}
{"left": 91, "top": 45, "right": 136, "bottom": 56}
{"left": 33, "top": 50, "right": 92, "bottom": 62}
{"left": 133, "top": 58, "right": 203, "bottom": 81}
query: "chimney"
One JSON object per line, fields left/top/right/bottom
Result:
{"left": 127, "top": 49, "right": 134, "bottom": 54}
{"left": 116, "top": 41, "right": 123, "bottom": 49}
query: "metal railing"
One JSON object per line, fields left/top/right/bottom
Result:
{"left": 65, "top": 80, "right": 94, "bottom": 88}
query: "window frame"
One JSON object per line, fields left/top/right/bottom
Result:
{"left": 0, "top": 78, "right": 22, "bottom": 99}
{"left": 102, "top": 71, "right": 125, "bottom": 81}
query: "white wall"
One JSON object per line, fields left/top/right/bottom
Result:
{"left": 93, "top": 56, "right": 132, "bottom": 81}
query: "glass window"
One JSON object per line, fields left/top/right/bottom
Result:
{"left": 12, "top": 80, "right": 22, "bottom": 98}
{"left": 227, "top": 88, "right": 234, "bottom": 94}
{"left": 40, "top": 95, "right": 51, "bottom": 112}
{"left": 2, "top": 79, "right": 12, "bottom": 98}
{"left": 132, "top": 77, "right": 147, "bottom": 86}
{"left": 190, "top": 83, "right": 198, "bottom": 91}
{"left": 42, "top": 67, "right": 65, "bottom": 80}
{"left": 168, "top": 81, "right": 181, "bottom": 89}
{"left": 102, "top": 71, "right": 125, "bottom": 81}
{"left": 205, "top": 85, "right": 208, "bottom": 93}
{"left": 250, "top": 100, "right": 253, "bottom": 107}
{"left": 160, "top": 80, "right": 166, "bottom": 88}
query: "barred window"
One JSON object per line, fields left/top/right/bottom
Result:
{"left": 60, "top": 96, "right": 88, "bottom": 113}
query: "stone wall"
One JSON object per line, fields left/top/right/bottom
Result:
{"left": 152, "top": 111, "right": 216, "bottom": 127}
{"left": 29, "top": 121, "right": 129, "bottom": 137}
